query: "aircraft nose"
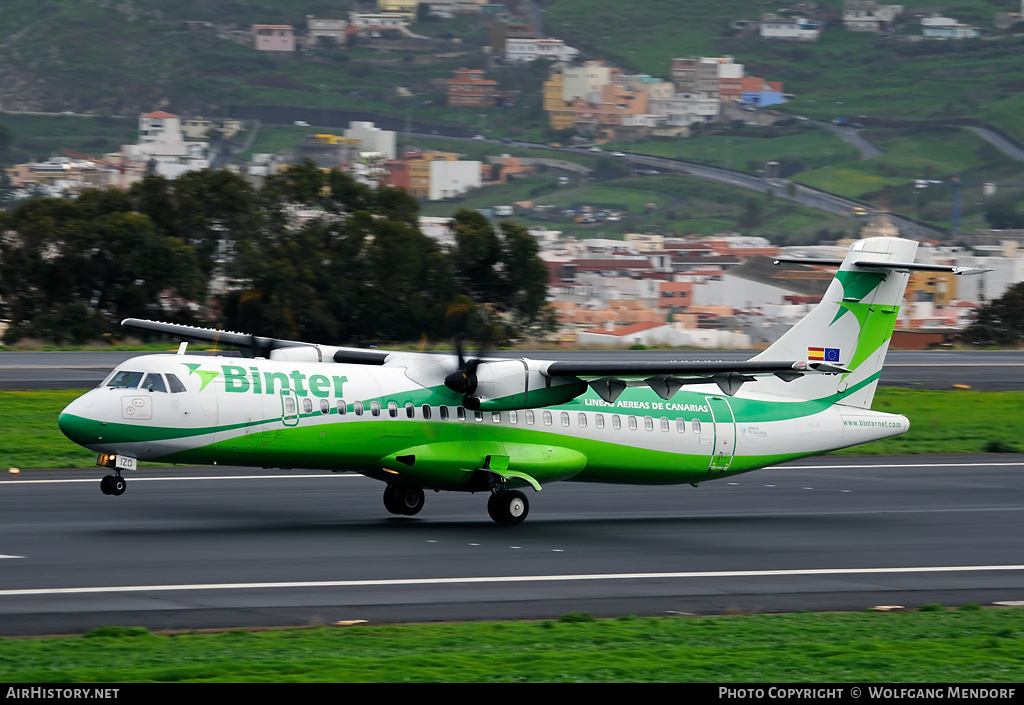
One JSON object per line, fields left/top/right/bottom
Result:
{"left": 58, "top": 395, "right": 95, "bottom": 446}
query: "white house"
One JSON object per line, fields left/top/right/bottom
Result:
{"left": 506, "top": 38, "right": 579, "bottom": 64}
{"left": 344, "top": 121, "right": 396, "bottom": 160}
{"left": 760, "top": 14, "right": 822, "bottom": 40}
{"left": 428, "top": 160, "right": 482, "bottom": 200}
{"left": 921, "top": 16, "right": 981, "bottom": 39}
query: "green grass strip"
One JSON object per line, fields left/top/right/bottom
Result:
{"left": 1, "top": 609, "right": 1022, "bottom": 682}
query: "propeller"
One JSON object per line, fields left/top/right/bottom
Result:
{"left": 444, "top": 336, "right": 482, "bottom": 398}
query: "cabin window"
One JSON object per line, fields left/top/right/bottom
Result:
{"left": 676, "top": 417, "right": 686, "bottom": 433}
{"left": 509, "top": 410, "right": 518, "bottom": 424}
{"left": 660, "top": 417, "right": 670, "bottom": 432}
{"left": 612, "top": 415, "right": 621, "bottom": 430}
{"left": 107, "top": 371, "right": 143, "bottom": 388}
{"left": 371, "top": 401, "right": 381, "bottom": 417}
{"left": 628, "top": 416, "right": 638, "bottom": 431}
{"left": 440, "top": 406, "right": 450, "bottom": 421}
{"left": 284, "top": 397, "right": 296, "bottom": 415}
{"left": 457, "top": 407, "right": 466, "bottom": 421}
{"left": 578, "top": 413, "right": 587, "bottom": 428}
{"left": 421, "top": 404, "right": 431, "bottom": 419}
{"left": 338, "top": 400, "right": 347, "bottom": 415}
{"left": 320, "top": 399, "right": 330, "bottom": 415}
{"left": 525, "top": 410, "right": 535, "bottom": 425}
{"left": 141, "top": 373, "right": 166, "bottom": 393}
{"left": 166, "top": 374, "right": 186, "bottom": 393}
{"left": 405, "top": 403, "right": 415, "bottom": 419}
{"left": 543, "top": 411, "right": 552, "bottom": 426}
{"left": 691, "top": 419, "right": 701, "bottom": 434}
{"left": 492, "top": 412, "right": 501, "bottom": 423}
{"left": 388, "top": 401, "right": 398, "bottom": 418}
{"left": 595, "top": 414, "right": 605, "bottom": 429}
{"left": 472, "top": 411, "right": 482, "bottom": 422}
{"left": 644, "top": 416, "right": 654, "bottom": 432}
{"left": 560, "top": 411, "right": 570, "bottom": 427}
{"left": 302, "top": 398, "right": 313, "bottom": 414}
{"left": 354, "top": 401, "right": 364, "bottom": 416}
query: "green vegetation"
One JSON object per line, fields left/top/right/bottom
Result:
{"left": 2, "top": 609, "right": 1022, "bottom": 682}
{"left": 5, "top": 388, "right": 1023, "bottom": 470}
{"left": 0, "top": 166, "right": 554, "bottom": 346}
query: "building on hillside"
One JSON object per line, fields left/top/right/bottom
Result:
{"left": 562, "top": 61, "right": 615, "bottom": 101}
{"left": 760, "top": 14, "right": 822, "bottom": 40}
{"left": 348, "top": 12, "right": 408, "bottom": 35}
{"left": 180, "top": 118, "right": 243, "bottom": 140}
{"left": 293, "top": 134, "right": 361, "bottom": 169}
{"left": 344, "top": 121, "right": 396, "bottom": 159}
{"left": 921, "top": 15, "right": 981, "bottom": 39}
{"left": 739, "top": 77, "right": 786, "bottom": 108}
{"left": 447, "top": 68, "right": 498, "bottom": 107}
{"left": 671, "top": 57, "right": 730, "bottom": 99}
{"left": 429, "top": 159, "right": 482, "bottom": 200}
{"left": 377, "top": 0, "right": 421, "bottom": 20}
{"left": 505, "top": 37, "right": 579, "bottom": 64}
{"left": 307, "top": 16, "right": 347, "bottom": 45}
{"left": 842, "top": 2, "right": 903, "bottom": 32}
{"left": 649, "top": 92, "right": 720, "bottom": 127}
{"left": 123, "top": 111, "right": 210, "bottom": 180}
{"left": 489, "top": 20, "right": 535, "bottom": 55}
{"left": 253, "top": 25, "right": 296, "bottom": 52}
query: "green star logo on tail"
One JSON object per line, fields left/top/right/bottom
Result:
{"left": 182, "top": 363, "right": 220, "bottom": 392}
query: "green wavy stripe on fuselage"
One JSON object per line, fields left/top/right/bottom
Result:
{"left": 154, "top": 418, "right": 817, "bottom": 488}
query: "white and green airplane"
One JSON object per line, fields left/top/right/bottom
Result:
{"left": 58, "top": 235, "right": 987, "bottom": 524}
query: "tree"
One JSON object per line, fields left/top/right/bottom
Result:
{"left": 963, "top": 282, "right": 1024, "bottom": 347}
{"left": 0, "top": 194, "right": 204, "bottom": 344}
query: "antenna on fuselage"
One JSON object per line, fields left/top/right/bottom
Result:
{"left": 176, "top": 342, "right": 188, "bottom": 355}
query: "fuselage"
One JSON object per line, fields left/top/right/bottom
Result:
{"left": 58, "top": 353, "right": 909, "bottom": 491}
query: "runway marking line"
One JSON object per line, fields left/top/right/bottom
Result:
{"left": 3, "top": 565, "right": 1024, "bottom": 597}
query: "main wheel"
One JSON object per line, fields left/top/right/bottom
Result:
{"left": 100, "top": 475, "right": 114, "bottom": 495}
{"left": 383, "top": 485, "right": 403, "bottom": 515}
{"left": 487, "top": 490, "right": 529, "bottom": 525}
{"left": 110, "top": 476, "right": 126, "bottom": 496}
{"left": 398, "top": 487, "right": 425, "bottom": 516}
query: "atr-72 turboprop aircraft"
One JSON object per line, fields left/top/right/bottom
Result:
{"left": 58, "top": 235, "right": 987, "bottom": 524}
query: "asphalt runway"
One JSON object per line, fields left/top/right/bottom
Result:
{"left": 2, "top": 349, "right": 1024, "bottom": 391}
{"left": 2, "top": 456, "right": 1023, "bottom": 636}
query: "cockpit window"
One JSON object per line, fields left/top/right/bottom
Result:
{"left": 107, "top": 371, "right": 143, "bottom": 388}
{"left": 166, "top": 374, "right": 187, "bottom": 393}
{"left": 141, "top": 373, "right": 167, "bottom": 393}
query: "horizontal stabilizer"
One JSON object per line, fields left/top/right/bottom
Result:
{"left": 774, "top": 258, "right": 991, "bottom": 275}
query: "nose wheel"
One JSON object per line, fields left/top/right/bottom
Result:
{"left": 100, "top": 474, "right": 126, "bottom": 496}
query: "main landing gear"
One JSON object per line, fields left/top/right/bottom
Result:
{"left": 383, "top": 484, "right": 425, "bottom": 516}
{"left": 100, "top": 474, "right": 126, "bottom": 496}
{"left": 487, "top": 489, "right": 529, "bottom": 525}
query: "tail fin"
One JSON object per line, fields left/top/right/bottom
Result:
{"left": 752, "top": 236, "right": 917, "bottom": 409}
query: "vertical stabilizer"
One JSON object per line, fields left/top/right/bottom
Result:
{"left": 752, "top": 236, "right": 916, "bottom": 408}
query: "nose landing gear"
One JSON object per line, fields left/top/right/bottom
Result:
{"left": 100, "top": 474, "right": 126, "bottom": 496}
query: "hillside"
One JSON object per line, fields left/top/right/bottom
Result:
{"left": 2, "top": 0, "right": 1023, "bottom": 142}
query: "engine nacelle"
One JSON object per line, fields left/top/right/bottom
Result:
{"left": 467, "top": 359, "right": 588, "bottom": 411}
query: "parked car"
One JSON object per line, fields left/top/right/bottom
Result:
{"left": 472, "top": 134, "right": 485, "bottom": 141}
{"left": 588, "top": 146, "right": 602, "bottom": 153}
{"left": 293, "top": 120, "right": 310, "bottom": 127}
{"left": 611, "top": 151, "right": 625, "bottom": 157}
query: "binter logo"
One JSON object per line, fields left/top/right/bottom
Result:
{"left": 183, "top": 363, "right": 348, "bottom": 398}
{"left": 183, "top": 363, "right": 220, "bottom": 391}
